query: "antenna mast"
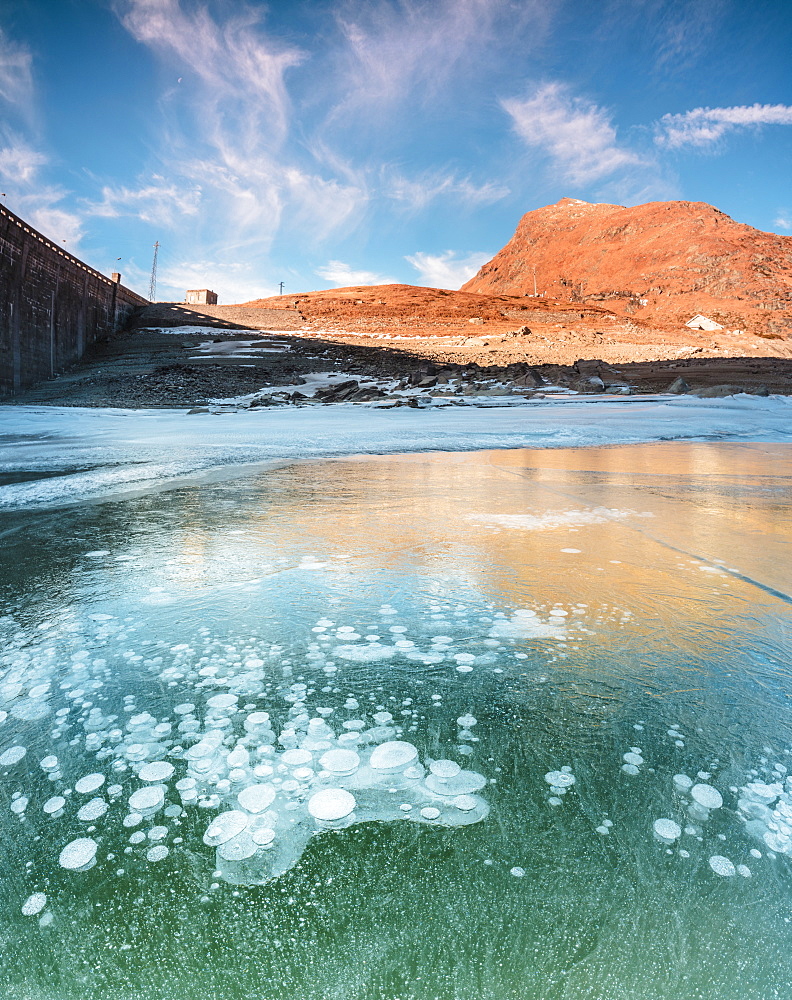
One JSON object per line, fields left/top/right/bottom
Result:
{"left": 149, "top": 241, "right": 160, "bottom": 301}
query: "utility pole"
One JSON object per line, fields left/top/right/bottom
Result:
{"left": 278, "top": 281, "right": 285, "bottom": 295}
{"left": 149, "top": 241, "right": 160, "bottom": 302}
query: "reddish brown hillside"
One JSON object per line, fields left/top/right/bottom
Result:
{"left": 242, "top": 283, "right": 614, "bottom": 336}
{"left": 462, "top": 198, "right": 792, "bottom": 337}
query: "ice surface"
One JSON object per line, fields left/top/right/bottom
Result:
{"left": 1, "top": 395, "right": 790, "bottom": 510}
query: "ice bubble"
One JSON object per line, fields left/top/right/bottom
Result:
{"left": 237, "top": 784, "right": 276, "bottom": 814}
{"left": 454, "top": 795, "right": 478, "bottom": 812}
{"left": 206, "top": 694, "right": 239, "bottom": 711}
{"left": 370, "top": 741, "right": 418, "bottom": 773}
{"left": 420, "top": 807, "right": 441, "bottom": 821}
{"left": 653, "top": 818, "right": 682, "bottom": 842}
{"left": 75, "top": 773, "right": 106, "bottom": 794}
{"left": 43, "top": 796, "right": 66, "bottom": 816}
{"left": 750, "top": 848, "right": 762, "bottom": 859}
{"left": 308, "top": 788, "right": 356, "bottom": 824}
{"left": 737, "top": 864, "right": 752, "bottom": 877}
{"left": 11, "top": 796, "right": 28, "bottom": 815}
{"left": 0, "top": 745, "right": 27, "bottom": 767}
{"left": 544, "top": 771, "right": 575, "bottom": 788}
{"left": 430, "top": 760, "right": 462, "bottom": 779}
{"left": 251, "top": 828, "right": 276, "bottom": 847}
{"left": 77, "top": 798, "right": 108, "bottom": 822}
{"left": 596, "top": 825, "right": 610, "bottom": 835}
{"left": 40, "top": 756, "right": 59, "bottom": 772}
{"left": 708, "top": 855, "right": 736, "bottom": 877}
{"left": 147, "top": 845, "right": 169, "bottom": 862}
{"left": 123, "top": 813, "right": 143, "bottom": 828}
{"left": 59, "top": 837, "right": 98, "bottom": 871}
{"left": 22, "top": 892, "right": 47, "bottom": 916}
{"left": 510, "top": 867, "right": 526, "bottom": 877}
{"left": 426, "top": 771, "right": 486, "bottom": 796}
{"left": 129, "top": 831, "right": 146, "bottom": 844}
{"left": 128, "top": 785, "right": 165, "bottom": 814}
{"left": 218, "top": 832, "right": 258, "bottom": 862}
{"left": 744, "top": 781, "right": 781, "bottom": 803}
{"left": 227, "top": 747, "right": 250, "bottom": 769}
{"left": 457, "top": 715, "right": 477, "bottom": 728}
{"left": 673, "top": 774, "right": 693, "bottom": 791}
{"left": 621, "top": 764, "right": 640, "bottom": 776}
{"left": 281, "top": 749, "right": 312, "bottom": 767}
{"left": 204, "top": 810, "right": 249, "bottom": 847}
{"left": 623, "top": 753, "right": 643, "bottom": 766}
{"left": 319, "top": 749, "right": 360, "bottom": 775}
{"left": 138, "top": 761, "right": 175, "bottom": 783}
{"left": 691, "top": 784, "right": 723, "bottom": 810}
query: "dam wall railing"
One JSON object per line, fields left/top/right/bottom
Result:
{"left": 0, "top": 203, "right": 149, "bottom": 395}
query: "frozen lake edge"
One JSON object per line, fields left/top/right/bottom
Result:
{"left": 1, "top": 393, "right": 790, "bottom": 510}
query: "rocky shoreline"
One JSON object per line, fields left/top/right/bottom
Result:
{"left": 8, "top": 315, "right": 792, "bottom": 410}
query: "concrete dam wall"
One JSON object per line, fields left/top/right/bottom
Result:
{"left": 0, "top": 204, "right": 149, "bottom": 395}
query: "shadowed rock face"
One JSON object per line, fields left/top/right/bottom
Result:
{"left": 462, "top": 197, "right": 792, "bottom": 337}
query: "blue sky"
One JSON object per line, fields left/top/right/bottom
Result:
{"left": 1, "top": 0, "right": 790, "bottom": 302}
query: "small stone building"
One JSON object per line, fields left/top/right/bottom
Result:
{"left": 185, "top": 289, "right": 218, "bottom": 305}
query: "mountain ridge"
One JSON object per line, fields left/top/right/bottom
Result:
{"left": 461, "top": 198, "right": 792, "bottom": 337}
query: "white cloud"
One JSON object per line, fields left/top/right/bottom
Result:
{"left": 385, "top": 169, "right": 509, "bottom": 211}
{"left": 0, "top": 27, "right": 33, "bottom": 112}
{"left": 117, "top": 0, "right": 368, "bottom": 255}
{"left": 656, "top": 103, "right": 792, "bottom": 148}
{"left": 315, "top": 260, "right": 391, "bottom": 286}
{"left": 153, "top": 259, "right": 278, "bottom": 305}
{"left": 121, "top": 0, "right": 303, "bottom": 143}
{"left": 405, "top": 250, "right": 490, "bottom": 289}
{"left": 0, "top": 137, "right": 46, "bottom": 184}
{"left": 26, "top": 206, "right": 84, "bottom": 247}
{"left": 335, "top": 0, "right": 504, "bottom": 110}
{"left": 502, "top": 83, "right": 645, "bottom": 185}
{"left": 86, "top": 177, "right": 202, "bottom": 226}
{"left": 0, "top": 130, "right": 83, "bottom": 247}
{"left": 774, "top": 214, "right": 792, "bottom": 231}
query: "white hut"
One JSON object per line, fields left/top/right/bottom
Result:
{"left": 686, "top": 314, "right": 723, "bottom": 331}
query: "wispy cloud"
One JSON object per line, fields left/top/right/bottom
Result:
{"left": 656, "top": 103, "right": 792, "bottom": 148}
{"left": 0, "top": 136, "right": 46, "bottom": 183}
{"left": 385, "top": 169, "right": 509, "bottom": 211}
{"left": 0, "top": 129, "right": 83, "bottom": 245}
{"left": 315, "top": 260, "right": 392, "bottom": 286}
{"left": 334, "top": 0, "right": 511, "bottom": 111}
{"left": 648, "top": 0, "right": 724, "bottom": 73}
{"left": 405, "top": 250, "right": 490, "bottom": 289}
{"left": 121, "top": 0, "right": 303, "bottom": 143}
{"left": 0, "top": 27, "right": 34, "bottom": 113}
{"left": 118, "top": 0, "right": 368, "bottom": 259}
{"left": 774, "top": 213, "right": 792, "bottom": 231}
{"left": 502, "top": 83, "right": 646, "bottom": 185}
{"left": 86, "top": 177, "right": 202, "bottom": 226}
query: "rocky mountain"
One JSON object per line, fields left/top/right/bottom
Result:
{"left": 462, "top": 198, "right": 792, "bottom": 337}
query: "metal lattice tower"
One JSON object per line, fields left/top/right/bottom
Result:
{"left": 149, "top": 241, "right": 160, "bottom": 302}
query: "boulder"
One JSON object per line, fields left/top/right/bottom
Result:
{"left": 668, "top": 377, "right": 689, "bottom": 394}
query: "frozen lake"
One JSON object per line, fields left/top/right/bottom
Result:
{"left": 1, "top": 402, "right": 791, "bottom": 999}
